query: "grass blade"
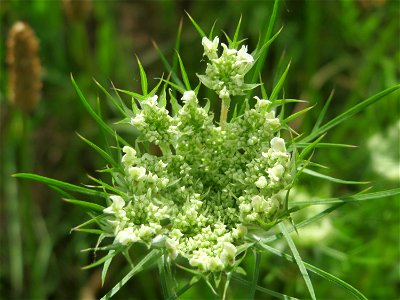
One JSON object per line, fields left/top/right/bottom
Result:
{"left": 249, "top": 250, "right": 261, "bottom": 299}
{"left": 250, "top": 0, "right": 280, "bottom": 85}
{"left": 278, "top": 222, "right": 316, "bottom": 300}
{"left": 94, "top": 79, "right": 130, "bottom": 118}
{"left": 101, "top": 249, "right": 162, "bottom": 299}
{"left": 270, "top": 60, "right": 291, "bottom": 102}
{"left": 77, "top": 133, "right": 117, "bottom": 167}
{"left": 136, "top": 56, "right": 148, "bottom": 96}
{"left": 102, "top": 248, "right": 116, "bottom": 286}
{"left": 301, "top": 168, "right": 369, "bottom": 185}
{"left": 258, "top": 243, "right": 367, "bottom": 300}
{"left": 232, "top": 274, "right": 299, "bottom": 300}
{"left": 176, "top": 52, "right": 191, "bottom": 90}
{"left": 71, "top": 74, "right": 128, "bottom": 146}
{"left": 167, "top": 276, "right": 201, "bottom": 300}
{"left": 158, "top": 254, "right": 176, "bottom": 299}
{"left": 291, "top": 188, "right": 400, "bottom": 207}
{"left": 82, "top": 251, "right": 117, "bottom": 270}
{"left": 283, "top": 105, "right": 314, "bottom": 124}
{"left": 303, "top": 84, "right": 400, "bottom": 143}
{"left": 63, "top": 198, "right": 105, "bottom": 212}
{"left": 185, "top": 11, "right": 206, "bottom": 37}
{"left": 13, "top": 173, "right": 105, "bottom": 197}
{"left": 312, "top": 89, "right": 334, "bottom": 133}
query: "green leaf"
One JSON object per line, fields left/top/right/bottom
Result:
{"left": 13, "top": 173, "right": 105, "bottom": 197}
{"left": 301, "top": 168, "right": 369, "bottom": 185}
{"left": 278, "top": 223, "right": 316, "bottom": 300}
{"left": 231, "top": 274, "right": 299, "bottom": 300}
{"left": 290, "top": 188, "right": 400, "bottom": 207}
{"left": 74, "top": 228, "right": 104, "bottom": 235}
{"left": 232, "top": 15, "right": 242, "bottom": 48}
{"left": 283, "top": 105, "right": 314, "bottom": 124}
{"left": 185, "top": 11, "right": 206, "bottom": 37}
{"left": 250, "top": 0, "right": 280, "bottom": 85}
{"left": 77, "top": 133, "right": 117, "bottom": 168}
{"left": 294, "top": 133, "right": 325, "bottom": 161}
{"left": 249, "top": 250, "right": 261, "bottom": 299}
{"left": 82, "top": 251, "right": 117, "bottom": 270}
{"left": 176, "top": 52, "right": 191, "bottom": 90}
{"left": 163, "top": 79, "right": 186, "bottom": 94}
{"left": 115, "top": 88, "right": 147, "bottom": 101}
{"left": 294, "top": 142, "right": 356, "bottom": 149}
{"left": 167, "top": 276, "right": 201, "bottom": 300}
{"left": 263, "top": 203, "right": 345, "bottom": 243}
{"left": 136, "top": 56, "right": 148, "bottom": 96}
{"left": 101, "top": 249, "right": 162, "bottom": 299}
{"left": 158, "top": 254, "right": 176, "bottom": 299}
{"left": 94, "top": 79, "right": 130, "bottom": 118}
{"left": 152, "top": 40, "right": 183, "bottom": 88}
{"left": 303, "top": 84, "right": 400, "bottom": 143}
{"left": 63, "top": 198, "right": 105, "bottom": 212}
{"left": 71, "top": 74, "right": 128, "bottom": 146}
{"left": 312, "top": 89, "right": 334, "bottom": 133}
{"left": 102, "top": 249, "right": 116, "bottom": 286}
{"left": 270, "top": 60, "right": 291, "bottom": 102}
{"left": 168, "top": 89, "right": 182, "bottom": 115}
{"left": 258, "top": 243, "right": 367, "bottom": 300}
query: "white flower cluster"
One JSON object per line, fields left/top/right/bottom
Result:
{"left": 367, "top": 119, "right": 400, "bottom": 182}
{"left": 198, "top": 36, "right": 256, "bottom": 101}
{"left": 103, "top": 88, "right": 292, "bottom": 272}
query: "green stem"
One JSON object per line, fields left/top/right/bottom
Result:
{"left": 159, "top": 143, "right": 172, "bottom": 156}
{"left": 219, "top": 98, "right": 231, "bottom": 130}
{"left": 249, "top": 250, "right": 261, "bottom": 299}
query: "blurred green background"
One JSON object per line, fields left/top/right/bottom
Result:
{"left": 0, "top": 0, "right": 399, "bottom": 299}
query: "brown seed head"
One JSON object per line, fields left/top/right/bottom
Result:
{"left": 7, "top": 21, "right": 42, "bottom": 113}
{"left": 62, "top": 0, "right": 92, "bottom": 22}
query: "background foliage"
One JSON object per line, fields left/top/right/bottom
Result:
{"left": 1, "top": 0, "right": 399, "bottom": 299}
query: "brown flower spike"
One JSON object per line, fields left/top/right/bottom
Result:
{"left": 7, "top": 21, "right": 42, "bottom": 113}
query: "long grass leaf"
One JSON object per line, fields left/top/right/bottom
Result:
{"left": 102, "top": 249, "right": 116, "bottom": 286}
{"left": 301, "top": 168, "right": 369, "bottom": 185}
{"left": 13, "top": 173, "right": 105, "bottom": 197}
{"left": 258, "top": 243, "right": 367, "bottom": 300}
{"left": 303, "top": 85, "right": 400, "bottom": 143}
{"left": 294, "top": 142, "right": 356, "bottom": 149}
{"left": 101, "top": 249, "right": 162, "bottom": 299}
{"left": 74, "top": 228, "right": 104, "bottom": 235}
{"left": 185, "top": 11, "right": 206, "bottom": 37}
{"left": 94, "top": 79, "right": 129, "bottom": 117}
{"left": 82, "top": 252, "right": 117, "bottom": 270}
{"left": 249, "top": 250, "right": 261, "bottom": 299}
{"left": 232, "top": 15, "right": 242, "bottom": 47}
{"left": 136, "top": 56, "right": 148, "bottom": 96}
{"left": 283, "top": 105, "right": 314, "bottom": 124}
{"left": 312, "top": 89, "right": 334, "bottom": 133}
{"left": 167, "top": 276, "right": 201, "bottom": 300}
{"left": 291, "top": 188, "right": 400, "bottom": 207}
{"left": 278, "top": 223, "right": 316, "bottom": 300}
{"left": 176, "top": 52, "right": 191, "bottom": 90}
{"left": 152, "top": 41, "right": 183, "bottom": 87}
{"left": 262, "top": 203, "right": 345, "bottom": 243}
{"left": 77, "top": 133, "right": 117, "bottom": 167}
{"left": 294, "top": 134, "right": 325, "bottom": 161}
{"left": 158, "top": 255, "right": 176, "bottom": 299}
{"left": 231, "top": 274, "right": 299, "bottom": 300}
{"left": 63, "top": 198, "right": 105, "bottom": 212}
{"left": 270, "top": 61, "right": 291, "bottom": 102}
{"left": 71, "top": 75, "right": 128, "bottom": 146}
{"left": 250, "top": 0, "right": 280, "bottom": 84}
